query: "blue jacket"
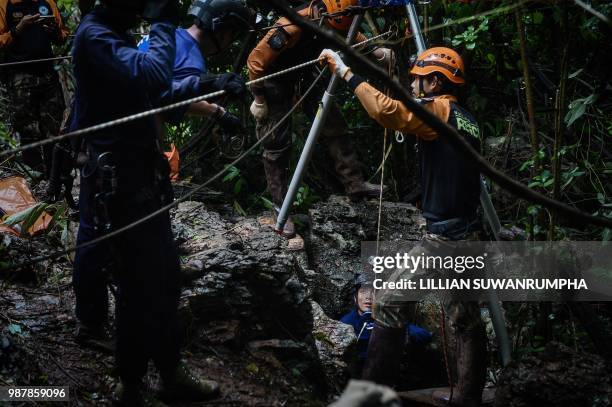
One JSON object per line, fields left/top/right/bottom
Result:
{"left": 340, "top": 309, "right": 432, "bottom": 359}
{"left": 138, "top": 27, "right": 207, "bottom": 124}
{"left": 70, "top": 8, "right": 175, "bottom": 149}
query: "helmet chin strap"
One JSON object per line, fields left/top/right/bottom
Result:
{"left": 418, "top": 75, "right": 442, "bottom": 98}
{"left": 206, "top": 31, "right": 223, "bottom": 56}
{"left": 418, "top": 76, "right": 426, "bottom": 98}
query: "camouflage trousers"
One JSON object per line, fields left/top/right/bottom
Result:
{"left": 3, "top": 70, "right": 65, "bottom": 174}
{"left": 373, "top": 231, "right": 483, "bottom": 334}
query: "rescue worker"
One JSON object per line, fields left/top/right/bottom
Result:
{"left": 319, "top": 47, "right": 487, "bottom": 406}
{"left": 247, "top": 0, "right": 394, "bottom": 238}
{"left": 138, "top": 0, "right": 253, "bottom": 131}
{"left": 340, "top": 274, "right": 431, "bottom": 375}
{"left": 0, "top": 0, "right": 68, "bottom": 175}
{"left": 71, "top": 0, "right": 219, "bottom": 404}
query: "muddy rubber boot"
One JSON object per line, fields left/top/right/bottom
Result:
{"left": 75, "top": 322, "right": 114, "bottom": 354}
{"left": 159, "top": 363, "right": 220, "bottom": 402}
{"left": 452, "top": 323, "right": 487, "bottom": 407}
{"left": 114, "top": 382, "right": 167, "bottom": 407}
{"left": 262, "top": 158, "right": 295, "bottom": 238}
{"left": 361, "top": 325, "right": 406, "bottom": 387}
{"left": 325, "top": 135, "right": 385, "bottom": 200}
{"left": 347, "top": 181, "right": 387, "bottom": 201}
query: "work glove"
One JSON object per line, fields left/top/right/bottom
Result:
{"left": 41, "top": 18, "right": 59, "bottom": 35}
{"left": 319, "top": 49, "right": 351, "bottom": 80}
{"left": 216, "top": 110, "right": 245, "bottom": 134}
{"left": 13, "top": 14, "right": 40, "bottom": 36}
{"left": 143, "top": 0, "right": 180, "bottom": 25}
{"left": 375, "top": 47, "right": 395, "bottom": 68}
{"left": 250, "top": 100, "right": 268, "bottom": 122}
{"left": 200, "top": 73, "right": 246, "bottom": 98}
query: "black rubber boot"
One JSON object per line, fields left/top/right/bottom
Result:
{"left": 114, "top": 382, "right": 167, "bottom": 407}
{"left": 325, "top": 135, "right": 385, "bottom": 200}
{"left": 75, "top": 322, "right": 114, "bottom": 354}
{"left": 452, "top": 323, "right": 487, "bottom": 407}
{"left": 262, "top": 158, "right": 295, "bottom": 238}
{"left": 347, "top": 181, "right": 387, "bottom": 201}
{"left": 159, "top": 363, "right": 220, "bottom": 402}
{"left": 361, "top": 324, "right": 406, "bottom": 387}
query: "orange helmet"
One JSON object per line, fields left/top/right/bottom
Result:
{"left": 410, "top": 47, "right": 465, "bottom": 85}
{"left": 322, "top": 0, "right": 358, "bottom": 31}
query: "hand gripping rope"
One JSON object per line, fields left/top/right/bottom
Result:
{"left": 0, "top": 30, "right": 393, "bottom": 159}
{"left": 3, "top": 66, "right": 330, "bottom": 272}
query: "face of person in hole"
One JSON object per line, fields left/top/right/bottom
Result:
{"left": 356, "top": 286, "right": 373, "bottom": 315}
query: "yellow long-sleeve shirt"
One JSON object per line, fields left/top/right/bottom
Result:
{"left": 353, "top": 81, "right": 456, "bottom": 141}
{"left": 247, "top": 7, "right": 367, "bottom": 90}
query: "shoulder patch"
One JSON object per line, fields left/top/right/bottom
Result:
{"left": 267, "top": 26, "right": 290, "bottom": 51}
{"left": 454, "top": 109, "right": 480, "bottom": 139}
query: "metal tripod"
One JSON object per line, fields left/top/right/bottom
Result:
{"left": 275, "top": 14, "right": 365, "bottom": 231}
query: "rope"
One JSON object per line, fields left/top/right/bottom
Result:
{"left": 375, "top": 59, "right": 394, "bottom": 255}
{"left": 439, "top": 304, "right": 454, "bottom": 404}
{"left": 573, "top": 0, "right": 610, "bottom": 25}
{"left": 2, "top": 67, "right": 328, "bottom": 272}
{"left": 0, "top": 55, "right": 72, "bottom": 68}
{"left": 0, "top": 30, "right": 393, "bottom": 160}
{"left": 375, "top": 131, "right": 387, "bottom": 256}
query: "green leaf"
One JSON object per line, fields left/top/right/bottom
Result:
{"left": 527, "top": 205, "right": 540, "bottom": 216}
{"left": 597, "top": 193, "right": 606, "bottom": 204}
{"left": 233, "top": 178, "right": 244, "bottom": 195}
{"left": 260, "top": 196, "right": 275, "bottom": 210}
{"left": 222, "top": 165, "right": 240, "bottom": 182}
{"left": 568, "top": 68, "right": 583, "bottom": 79}
{"left": 3, "top": 202, "right": 50, "bottom": 235}
{"left": 603, "top": 228, "right": 612, "bottom": 242}
{"left": 519, "top": 160, "right": 533, "bottom": 172}
{"left": 565, "top": 94, "right": 596, "bottom": 127}
{"left": 532, "top": 12, "right": 544, "bottom": 24}
{"left": 8, "top": 324, "right": 22, "bottom": 335}
{"left": 233, "top": 201, "right": 246, "bottom": 216}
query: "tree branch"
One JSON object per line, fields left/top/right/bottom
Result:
{"left": 266, "top": 0, "right": 612, "bottom": 228}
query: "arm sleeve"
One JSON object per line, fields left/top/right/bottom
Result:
{"left": 50, "top": 0, "right": 68, "bottom": 44}
{"left": 82, "top": 21, "right": 176, "bottom": 95}
{"left": 247, "top": 9, "right": 310, "bottom": 82}
{"left": 0, "top": 0, "right": 13, "bottom": 49}
{"left": 158, "top": 76, "right": 201, "bottom": 124}
{"left": 355, "top": 31, "right": 367, "bottom": 45}
{"left": 354, "top": 82, "right": 451, "bottom": 141}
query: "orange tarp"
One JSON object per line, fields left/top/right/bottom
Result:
{"left": 0, "top": 176, "right": 52, "bottom": 237}
{"left": 164, "top": 144, "right": 179, "bottom": 183}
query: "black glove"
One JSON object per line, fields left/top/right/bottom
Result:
{"left": 200, "top": 73, "right": 246, "bottom": 97}
{"left": 216, "top": 110, "right": 245, "bottom": 134}
{"left": 143, "top": 0, "right": 180, "bottom": 25}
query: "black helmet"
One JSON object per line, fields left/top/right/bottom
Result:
{"left": 101, "top": 0, "right": 146, "bottom": 13}
{"left": 354, "top": 273, "right": 373, "bottom": 291}
{"left": 189, "top": 0, "right": 254, "bottom": 33}
{"left": 101, "top": 0, "right": 171, "bottom": 18}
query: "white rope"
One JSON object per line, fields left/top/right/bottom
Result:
{"left": 0, "top": 30, "right": 393, "bottom": 159}
{"left": 0, "top": 55, "right": 72, "bottom": 68}
{"left": 3, "top": 67, "right": 329, "bottom": 271}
